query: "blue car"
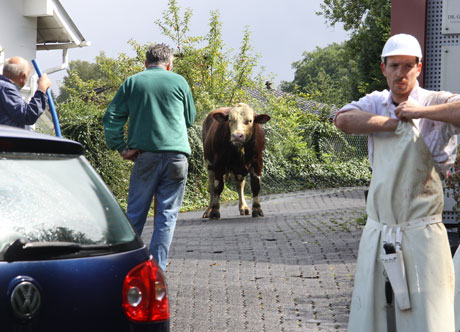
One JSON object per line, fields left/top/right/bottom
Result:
{"left": 0, "top": 125, "right": 170, "bottom": 332}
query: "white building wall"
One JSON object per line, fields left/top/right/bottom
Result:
{"left": 0, "top": 1, "right": 37, "bottom": 62}
{"left": 0, "top": 1, "right": 40, "bottom": 100}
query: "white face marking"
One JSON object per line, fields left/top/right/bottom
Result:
{"left": 228, "top": 104, "right": 255, "bottom": 146}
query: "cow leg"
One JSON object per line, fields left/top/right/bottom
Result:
{"left": 250, "top": 168, "right": 263, "bottom": 217}
{"left": 202, "top": 166, "right": 215, "bottom": 219}
{"left": 202, "top": 167, "right": 224, "bottom": 220}
{"left": 235, "top": 174, "right": 249, "bottom": 215}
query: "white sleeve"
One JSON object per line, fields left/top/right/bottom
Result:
{"left": 430, "top": 92, "right": 460, "bottom": 136}
{"left": 446, "top": 95, "right": 460, "bottom": 135}
{"left": 333, "top": 92, "right": 381, "bottom": 123}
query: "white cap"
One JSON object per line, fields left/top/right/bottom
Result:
{"left": 381, "top": 34, "right": 422, "bottom": 61}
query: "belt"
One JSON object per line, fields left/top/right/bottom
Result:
{"left": 137, "top": 150, "right": 187, "bottom": 156}
{"left": 367, "top": 214, "right": 443, "bottom": 252}
{"left": 366, "top": 214, "right": 442, "bottom": 232}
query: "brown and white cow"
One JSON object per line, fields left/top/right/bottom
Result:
{"left": 202, "top": 103, "right": 270, "bottom": 220}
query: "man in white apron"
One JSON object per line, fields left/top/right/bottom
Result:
{"left": 334, "top": 33, "right": 460, "bottom": 332}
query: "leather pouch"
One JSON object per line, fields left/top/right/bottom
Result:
{"left": 381, "top": 250, "right": 411, "bottom": 310}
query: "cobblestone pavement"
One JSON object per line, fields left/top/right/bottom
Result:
{"left": 141, "top": 187, "right": 368, "bottom": 332}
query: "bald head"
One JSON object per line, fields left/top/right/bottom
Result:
{"left": 2, "top": 57, "right": 31, "bottom": 88}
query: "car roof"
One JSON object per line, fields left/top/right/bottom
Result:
{"left": 0, "top": 125, "right": 83, "bottom": 155}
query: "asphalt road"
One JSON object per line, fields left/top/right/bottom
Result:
{"left": 142, "top": 187, "right": 367, "bottom": 332}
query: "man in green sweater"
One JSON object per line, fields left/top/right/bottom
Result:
{"left": 103, "top": 43, "right": 196, "bottom": 270}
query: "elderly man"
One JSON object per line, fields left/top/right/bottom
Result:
{"left": 335, "top": 34, "right": 460, "bottom": 332}
{"left": 103, "top": 43, "right": 196, "bottom": 271}
{"left": 0, "top": 57, "right": 51, "bottom": 128}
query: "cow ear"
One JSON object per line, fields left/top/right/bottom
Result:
{"left": 255, "top": 114, "right": 270, "bottom": 124}
{"left": 213, "top": 112, "right": 229, "bottom": 123}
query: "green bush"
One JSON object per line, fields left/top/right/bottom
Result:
{"left": 56, "top": 94, "right": 371, "bottom": 213}
{"left": 54, "top": 0, "right": 371, "bottom": 214}
{"left": 58, "top": 99, "right": 132, "bottom": 210}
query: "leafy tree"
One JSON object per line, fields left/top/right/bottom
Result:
{"left": 57, "top": 59, "right": 106, "bottom": 103}
{"left": 57, "top": 45, "right": 146, "bottom": 108}
{"left": 155, "top": 1, "right": 262, "bottom": 120}
{"left": 59, "top": 0, "right": 263, "bottom": 120}
{"left": 283, "top": 0, "right": 390, "bottom": 106}
{"left": 318, "top": 0, "right": 391, "bottom": 95}
{"left": 281, "top": 42, "right": 359, "bottom": 106}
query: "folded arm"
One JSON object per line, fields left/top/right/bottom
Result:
{"left": 334, "top": 109, "right": 399, "bottom": 134}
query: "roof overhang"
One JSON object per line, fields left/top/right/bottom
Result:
{"left": 23, "top": 0, "right": 90, "bottom": 51}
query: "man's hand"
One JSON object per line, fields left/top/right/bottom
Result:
{"left": 37, "top": 73, "right": 52, "bottom": 93}
{"left": 394, "top": 99, "right": 460, "bottom": 127}
{"left": 120, "top": 149, "right": 138, "bottom": 162}
{"left": 394, "top": 101, "right": 423, "bottom": 121}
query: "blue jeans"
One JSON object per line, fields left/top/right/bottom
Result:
{"left": 127, "top": 152, "right": 188, "bottom": 270}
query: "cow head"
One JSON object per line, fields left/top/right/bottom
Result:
{"left": 212, "top": 103, "right": 270, "bottom": 147}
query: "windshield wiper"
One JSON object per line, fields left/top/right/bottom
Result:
{"left": 3, "top": 239, "right": 112, "bottom": 262}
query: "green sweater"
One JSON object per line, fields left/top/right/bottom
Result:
{"left": 103, "top": 67, "right": 196, "bottom": 155}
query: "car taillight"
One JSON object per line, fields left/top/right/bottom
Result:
{"left": 122, "top": 259, "right": 170, "bottom": 322}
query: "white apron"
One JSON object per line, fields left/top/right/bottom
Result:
{"left": 348, "top": 120, "right": 455, "bottom": 332}
{"left": 454, "top": 251, "right": 460, "bottom": 332}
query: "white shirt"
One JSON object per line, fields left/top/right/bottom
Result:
{"left": 336, "top": 83, "right": 460, "bottom": 173}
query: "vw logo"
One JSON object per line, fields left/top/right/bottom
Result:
{"left": 10, "top": 281, "right": 41, "bottom": 320}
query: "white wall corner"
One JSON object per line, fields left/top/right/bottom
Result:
{"left": 0, "top": 46, "right": 4, "bottom": 73}
{"left": 23, "top": 0, "right": 53, "bottom": 17}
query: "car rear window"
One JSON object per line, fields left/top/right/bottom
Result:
{"left": 0, "top": 153, "right": 136, "bottom": 250}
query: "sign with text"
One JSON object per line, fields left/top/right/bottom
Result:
{"left": 442, "top": 0, "right": 460, "bottom": 34}
{"left": 441, "top": 45, "right": 460, "bottom": 93}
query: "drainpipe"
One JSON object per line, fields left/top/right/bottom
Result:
{"left": 44, "top": 48, "right": 69, "bottom": 75}
{"left": 36, "top": 40, "right": 91, "bottom": 74}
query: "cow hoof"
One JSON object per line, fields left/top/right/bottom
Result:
{"left": 209, "top": 210, "right": 220, "bottom": 220}
{"left": 202, "top": 208, "right": 211, "bottom": 218}
{"left": 240, "top": 208, "right": 250, "bottom": 216}
{"left": 252, "top": 210, "right": 264, "bottom": 218}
